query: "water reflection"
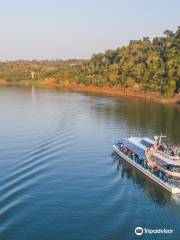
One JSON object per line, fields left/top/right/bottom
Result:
{"left": 112, "top": 153, "right": 176, "bottom": 207}
{"left": 91, "top": 97, "right": 180, "bottom": 142}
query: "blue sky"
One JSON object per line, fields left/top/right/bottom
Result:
{"left": 0, "top": 0, "right": 179, "bottom": 60}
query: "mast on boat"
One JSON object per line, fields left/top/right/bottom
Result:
{"left": 154, "top": 133, "right": 167, "bottom": 145}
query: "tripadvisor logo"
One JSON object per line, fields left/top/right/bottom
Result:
{"left": 135, "top": 226, "right": 174, "bottom": 236}
{"left": 135, "top": 227, "right": 143, "bottom": 236}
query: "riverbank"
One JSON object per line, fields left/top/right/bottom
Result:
{"left": 41, "top": 82, "right": 180, "bottom": 104}
{"left": 60, "top": 84, "right": 161, "bottom": 101}
{"left": 1, "top": 80, "right": 180, "bottom": 104}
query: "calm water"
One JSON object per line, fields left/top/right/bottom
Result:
{"left": 0, "top": 86, "right": 180, "bottom": 240}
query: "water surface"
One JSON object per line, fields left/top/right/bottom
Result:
{"left": 0, "top": 86, "right": 180, "bottom": 240}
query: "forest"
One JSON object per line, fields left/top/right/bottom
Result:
{"left": 0, "top": 26, "right": 180, "bottom": 97}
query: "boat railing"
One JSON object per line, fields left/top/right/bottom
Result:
{"left": 156, "top": 150, "right": 180, "bottom": 161}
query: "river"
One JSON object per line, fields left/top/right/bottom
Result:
{"left": 0, "top": 86, "right": 180, "bottom": 240}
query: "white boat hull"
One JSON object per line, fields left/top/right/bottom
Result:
{"left": 113, "top": 144, "right": 180, "bottom": 194}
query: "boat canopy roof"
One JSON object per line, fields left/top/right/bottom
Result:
{"left": 122, "top": 139, "right": 146, "bottom": 159}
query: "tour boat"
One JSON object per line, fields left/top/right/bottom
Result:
{"left": 113, "top": 135, "right": 180, "bottom": 194}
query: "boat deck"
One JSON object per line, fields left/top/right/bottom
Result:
{"left": 113, "top": 144, "right": 180, "bottom": 194}
{"left": 154, "top": 151, "right": 180, "bottom": 165}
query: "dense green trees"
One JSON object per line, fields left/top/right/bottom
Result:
{"left": 72, "top": 26, "right": 180, "bottom": 96}
{"left": 0, "top": 26, "right": 179, "bottom": 97}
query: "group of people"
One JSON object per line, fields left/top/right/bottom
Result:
{"left": 157, "top": 143, "right": 180, "bottom": 157}
{"left": 154, "top": 136, "right": 180, "bottom": 157}
{"left": 147, "top": 142, "right": 180, "bottom": 158}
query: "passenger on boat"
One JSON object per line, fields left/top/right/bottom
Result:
{"left": 172, "top": 145, "right": 180, "bottom": 156}
{"left": 146, "top": 146, "right": 155, "bottom": 157}
{"left": 158, "top": 143, "right": 167, "bottom": 153}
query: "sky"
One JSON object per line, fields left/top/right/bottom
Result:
{"left": 0, "top": 0, "right": 180, "bottom": 60}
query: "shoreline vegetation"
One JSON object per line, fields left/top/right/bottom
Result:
{"left": 0, "top": 26, "right": 180, "bottom": 104}
{"left": 1, "top": 80, "right": 180, "bottom": 104}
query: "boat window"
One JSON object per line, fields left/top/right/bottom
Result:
{"left": 141, "top": 139, "right": 153, "bottom": 148}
